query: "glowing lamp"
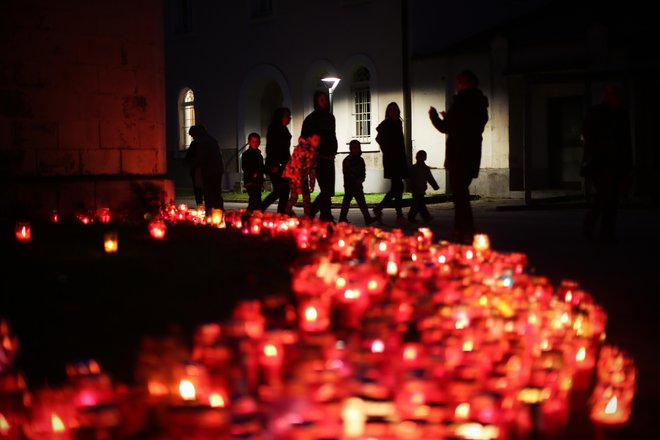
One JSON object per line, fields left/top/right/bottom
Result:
{"left": 209, "top": 392, "right": 226, "bottom": 408}
{"left": 453, "top": 422, "right": 500, "bottom": 440}
{"left": 371, "top": 339, "right": 385, "bottom": 354}
{"left": 386, "top": 259, "right": 399, "bottom": 277}
{"left": 0, "top": 413, "right": 10, "bottom": 436}
{"left": 15, "top": 222, "right": 31, "bottom": 242}
{"left": 590, "top": 392, "right": 631, "bottom": 426}
{"left": 49, "top": 210, "right": 60, "bottom": 223}
{"left": 148, "top": 220, "right": 167, "bottom": 239}
{"left": 454, "top": 402, "right": 470, "bottom": 420}
{"left": 299, "top": 298, "right": 330, "bottom": 332}
{"left": 342, "top": 397, "right": 365, "bottom": 438}
{"left": 103, "top": 231, "right": 118, "bottom": 253}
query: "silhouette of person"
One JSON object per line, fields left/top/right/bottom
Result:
{"left": 373, "top": 102, "right": 409, "bottom": 226}
{"left": 582, "top": 84, "right": 632, "bottom": 243}
{"left": 261, "top": 108, "right": 292, "bottom": 214}
{"left": 302, "top": 90, "right": 338, "bottom": 222}
{"left": 429, "top": 70, "right": 489, "bottom": 244}
{"left": 184, "top": 135, "right": 204, "bottom": 207}
{"left": 283, "top": 133, "right": 320, "bottom": 218}
{"left": 188, "top": 125, "right": 224, "bottom": 215}
{"left": 241, "top": 133, "right": 265, "bottom": 212}
{"left": 408, "top": 150, "right": 439, "bottom": 223}
{"left": 339, "top": 140, "right": 377, "bottom": 225}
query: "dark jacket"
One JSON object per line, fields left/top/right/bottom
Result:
{"left": 300, "top": 110, "right": 338, "bottom": 159}
{"left": 409, "top": 162, "right": 439, "bottom": 195}
{"left": 265, "top": 123, "right": 292, "bottom": 176}
{"left": 430, "top": 87, "right": 489, "bottom": 178}
{"left": 343, "top": 154, "right": 366, "bottom": 189}
{"left": 241, "top": 147, "right": 265, "bottom": 187}
{"left": 375, "top": 118, "right": 409, "bottom": 179}
{"left": 582, "top": 103, "right": 632, "bottom": 178}
{"left": 187, "top": 133, "right": 224, "bottom": 186}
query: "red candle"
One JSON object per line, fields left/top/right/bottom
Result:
{"left": 14, "top": 222, "right": 31, "bottom": 242}
{"left": 148, "top": 220, "right": 167, "bottom": 239}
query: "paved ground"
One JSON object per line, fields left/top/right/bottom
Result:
{"left": 182, "top": 195, "right": 660, "bottom": 438}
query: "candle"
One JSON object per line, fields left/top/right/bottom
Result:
{"left": 148, "top": 220, "right": 167, "bottom": 239}
{"left": 103, "top": 231, "right": 118, "bottom": 253}
{"left": 14, "top": 222, "right": 31, "bottom": 242}
{"left": 96, "top": 208, "right": 111, "bottom": 223}
{"left": 211, "top": 209, "right": 224, "bottom": 226}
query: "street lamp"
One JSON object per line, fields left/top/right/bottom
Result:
{"left": 322, "top": 77, "right": 341, "bottom": 113}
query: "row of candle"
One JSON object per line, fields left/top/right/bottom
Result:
{"left": 4, "top": 205, "right": 637, "bottom": 439}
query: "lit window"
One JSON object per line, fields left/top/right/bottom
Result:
{"left": 180, "top": 89, "right": 195, "bottom": 150}
{"left": 352, "top": 67, "right": 371, "bottom": 140}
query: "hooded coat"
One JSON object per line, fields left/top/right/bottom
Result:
{"left": 430, "top": 87, "right": 489, "bottom": 178}
{"left": 300, "top": 94, "right": 338, "bottom": 159}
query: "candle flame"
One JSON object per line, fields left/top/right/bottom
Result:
{"left": 304, "top": 306, "right": 318, "bottom": 322}
{"left": 179, "top": 379, "right": 196, "bottom": 400}
{"left": 455, "top": 313, "right": 470, "bottom": 330}
{"left": 338, "top": 239, "right": 346, "bottom": 248}
{"left": 410, "top": 391, "right": 425, "bottom": 405}
{"left": 462, "top": 340, "right": 474, "bottom": 352}
{"left": 263, "top": 343, "right": 278, "bottom": 357}
{"left": 466, "top": 250, "right": 474, "bottom": 260}
{"left": 565, "top": 291, "right": 573, "bottom": 303}
{"left": 104, "top": 238, "right": 118, "bottom": 253}
{"left": 367, "top": 280, "right": 378, "bottom": 291}
{"left": 411, "top": 253, "right": 418, "bottom": 262}
{"left": 21, "top": 226, "right": 27, "bottom": 237}
{"left": 209, "top": 392, "right": 226, "bottom": 408}
{"left": 386, "top": 260, "right": 398, "bottom": 276}
{"left": 455, "top": 402, "right": 470, "bottom": 419}
{"left": 403, "top": 346, "right": 418, "bottom": 361}
{"left": 371, "top": 339, "right": 385, "bottom": 353}
{"left": 51, "top": 413, "right": 65, "bottom": 432}
{"left": 148, "top": 381, "right": 169, "bottom": 397}
{"left": 438, "top": 255, "right": 447, "bottom": 264}
{"left": 0, "top": 413, "right": 9, "bottom": 435}
{"left": 344, "top": 289, "right": 360, "bottom": 300}
{"left": 605, "top": 396, "right": 618, "bottom": 414}
{"left": 576, "top": 347, "right": 586, "bottom": 362}
{"left": 378, "top": 242, "right": 387, "bottom": 252}
{"left": 473, "top": 234, "right": 490, "bottom": 251}
{"left": 336, "top": 277, "right": 347, "bottom": 288}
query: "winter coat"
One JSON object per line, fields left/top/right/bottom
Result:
{"left": 408, "top": 162, "right": 440, "bottom": 195}
{"left": 343, "top": 154, "right": 366, "bottom": 189}
{"left": 581, "top": 103, "right": 632, "bottom": 178}
{"left": 282, "top": 140, "right": 318, "bottom": 186}
{"left": 375, "top": 118, "right": 409, "bottom": 179}
{"left": 187, "top": 133, "right": 224, "bottom": 188}
{"left": 241, "top": 148, "right": 265, "bottom": 188}
{"left": 300, "top": 110, "right": 338, "bottom": 159}
{"left": 430, "top": 87, "right": 489, "bottom": 178}
{"left": 265, "top": 123, "right": 292, "bottom": 176}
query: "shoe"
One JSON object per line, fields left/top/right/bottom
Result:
{"left": 373, "top": 207, "right": 383, "bottom": 224}
{"left": 365, "top": 216, "right": 377, "bottom": 226}
{"left": 395, "top": 216, "right": 408, "bottom": 227}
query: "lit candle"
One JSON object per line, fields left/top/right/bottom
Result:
{"left": 148, "top": 220, "right": 167, "bottom": 239}
{"left": 103, "top": 231, "right": 118, "bottom": 253}
{"left": 211, "top": 209, "right": 224, "bottom": 226}
{"left": 96, "top": 208, "right": 111, "bottom": 223}
{"left": 14, "top": 222, "right": 31, "bottom": 242}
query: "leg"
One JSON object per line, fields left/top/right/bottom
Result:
{"left": 313, "top": 159, "right": 335, "bottom": 220}
{"left": 408, "top": 193, "right": 421, "bottom": 221}
{"left": 276, "top": 177, "right": 290, "bottom": 214}
{"left": 391, "top": 178, "right": 405, "bottom": 218}
{"left": 354, "top": 188, "right": 372, "bottom": 222}
{"left": 193, "top": 185, "right": 204, "bottom": 206}
{"left": 286, "top": 181, "right": 300, "bottom": 216}
{"left": 339, "top": 188, "right": 354, "bottom": 222}
{"left": 261, "top": 178, "right": 278, "bottom": 211}
{"left": 449, "top": 169, "right": 474, "bottom": 243}
{"left": 598, "top": 175, "right": 620, "bottom": 242}
{"left": 376, "top": 179, "right": 395, "bottom": 211}
{"left": 247, "top": 186, "right": 261, "bottom": 211}
{"left": 301, "top": 180, "right": 312, "bottom": 218}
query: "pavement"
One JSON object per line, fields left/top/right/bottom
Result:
{"left": 177, "top": 194, "right": 660, "bottom": 438}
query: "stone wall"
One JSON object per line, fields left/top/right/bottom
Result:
{"left": 0, "top": 0, "right": 172, "bottom": 217}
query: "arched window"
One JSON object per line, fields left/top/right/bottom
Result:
{"left": 352, "top": 67, "right": 371, "bottom": 140}
{"left": 179, "top": 88, "right": 196, "bottom": 150}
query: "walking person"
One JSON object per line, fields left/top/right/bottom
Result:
{"left": 407, "top": 150, "right": 440, "bottom": 223}
{"left": 241, "top": 133, "right": 265, "bottom": 212}
{"left": 283, "top": 133, "right": 320, "bottom": 218}
{"left": 429, "top": 70, "right": 488, "bottom": 244}
{"left": 261, "top": 108, "right": 292, "bottom": 214}
{"left": 373, "top": 102, "right": 409, "bottom": 226}
{"left": 187, "top": 125, "right": 225, "bottom": 215}
{"left": 581, "top": 84, "right": 632, "bottom": 243}
{"left": 184, "top": 139, "right": 204, "bottom": 208}
{"left": 301, "top": 91, "right": 338, "bottom": 222}
{"left": 339, "top": 140, "right": 377, "bottom": 225}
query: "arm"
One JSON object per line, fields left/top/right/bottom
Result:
{"left": 429, "top": 106, "right": 448, "bottom": 133}
{"left": 427, "top": 167, "right": 439, "bottom": 191}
